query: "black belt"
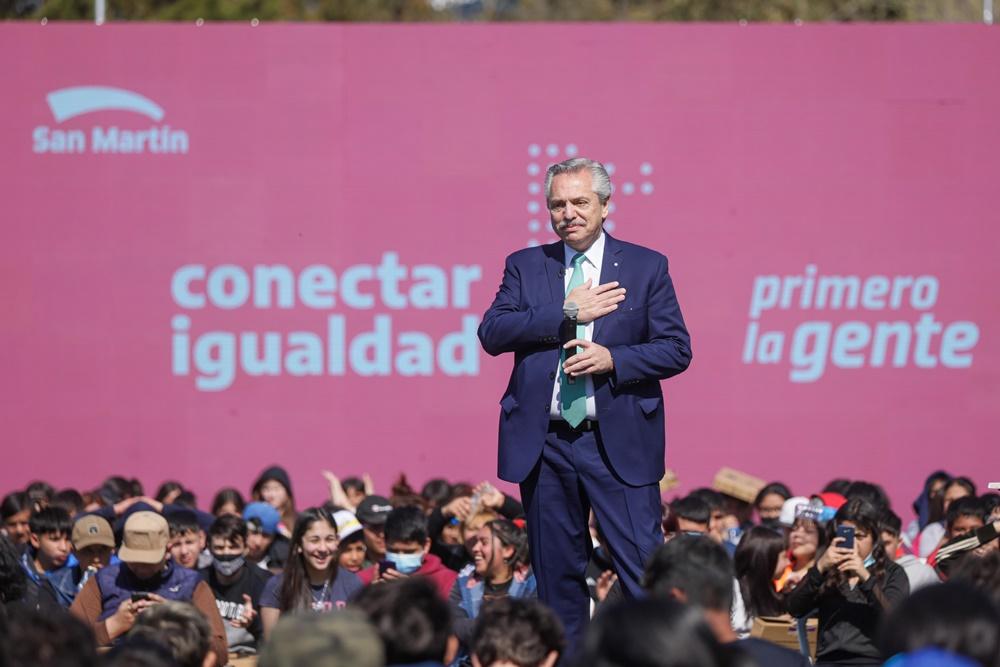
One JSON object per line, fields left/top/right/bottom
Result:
{"left": 549, "top": 419, "right": 599, "bottom": 432}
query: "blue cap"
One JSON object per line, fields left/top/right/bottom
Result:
{"left": 243, "top": 502, "right": 280, "bottom": 536}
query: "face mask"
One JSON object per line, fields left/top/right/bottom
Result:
{"left": 863, "top": 554, "right": 876, "bottom": 569}
{"left": 760, "top": 517, "right": 781, "bottom": 529}
{"left": 213, "top": 553, "right": 246, "bottom": 577}
{"left": 386, "top": 551, "right": 424, "bottom": 574}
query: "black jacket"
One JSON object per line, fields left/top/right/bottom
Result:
{"left": 787, "top": 561, "right": 909, "bottom": 665}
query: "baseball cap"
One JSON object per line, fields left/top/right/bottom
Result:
{"left": 356, "top": 496, "right": 393, "bottom": 526}
{"left": 779, "top": 496, "right": 810, "bottom": 527}
{"left": 244, "top": 502, "right": 281, "bottom": 536}
{"left": 72, "top": 514, "right": 115, "bottom": 550}
{"left": 118, "top": 511, "right": 169, "bottom": 564}
{"left": 331, "top": 510, "right": 363, "bottom": 540}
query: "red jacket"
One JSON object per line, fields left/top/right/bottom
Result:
{"left": 358, "top": 553, "right": 457, "bottom": 601}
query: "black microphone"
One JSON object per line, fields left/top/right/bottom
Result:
{"left": 560, "top": 301, "right": 579, "bottom": 384}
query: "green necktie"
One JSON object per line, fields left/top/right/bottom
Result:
{"left": 560, "top": 253, "right": 588, "bottom": 427}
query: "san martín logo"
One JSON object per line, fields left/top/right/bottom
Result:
{"left": 33, "top": 86, "right": 189, "bottom": 155}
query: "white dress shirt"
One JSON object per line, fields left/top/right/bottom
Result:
{"left": 550, "top": 231, "right": 605, "bottom": 421}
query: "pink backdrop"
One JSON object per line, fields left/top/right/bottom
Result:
{"left": 2, "top": 24, "right": 998, "bottom": 516}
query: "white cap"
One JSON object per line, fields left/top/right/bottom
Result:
{"left": 779, "top": 496, "right": 810, "bottom": 527}
{"left": 331, "top": 509, "right": 363, "bottom": 539}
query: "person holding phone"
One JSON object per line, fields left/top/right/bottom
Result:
{"left": 787, "top": 499, "right": 909, "bottom": 666}
{"left": 69, "top": 511, "right": 227, "bottom": 665}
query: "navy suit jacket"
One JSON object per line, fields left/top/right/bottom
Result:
{"left": 478, "top": 233, "right": 692, "bottom": 487}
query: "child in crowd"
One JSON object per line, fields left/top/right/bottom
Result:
{"left": 210, "top": 488, "right": 245, "bottom": 518}
{"left": 917, "top": 476, "right": 975, "bottom": 559}
{"left": 754, "top": 483, "right": 792, "bottom": 529}
{"left": 779, "top": 508, "right": 827, "bottom": 592}
{"left": 331, "top": 509, "right": 368, "bottom": 573}
{"left": 20, "top": 506, "right": 75, "bottom": 608}
{"left": 671, "top": 494, "right": 712, "bottom": 535}
{"left": 787, "top": 498, "right": 909, "bottom": 666}
{"left": 199, "top": 514, "right": 272, "bottom": 655}
{"left": 1, "top": 492, "right": 32, "bottom": 547}
{"left": 359, "top": 506, "right": 458, "bottom": 600}
{"left": 470, "top": 598, "right": 564, "bottom": 667}
{"left": 252, "top": 466, "right": 297, "bottom": 537}
{"left": 879, "top": 510, "right": 940, "bottom": 592}
{"left": 356, "top": 494, "right": 393, "bottom": 568}
{"left": 733, "top": 525, "right": 789, "bottom": 634}
{"left": 451, "top": 519, "right": 536, "bottom": 653}
{"left": 259, "top": 507, "right": 362, "bottom": 639}
{"left": 167, "top": 509, "right": 209, "bottom": 570}
{"left": 71, "top": 514, "right": 117, "bottom": 592}
{"left": 243, "top": 501, "right": 288, "bottom": 572}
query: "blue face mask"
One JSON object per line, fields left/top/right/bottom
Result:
{"left": 386, "top": 551, "right": 424, "bottom": 574}
{"left": 863, "top": 554, "right": 876, "bottom": 569}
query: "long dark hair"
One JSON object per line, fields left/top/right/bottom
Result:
{"left": 278, "top": 507, "right": 339, "bottom": 612}
{"left": 735, "top": 526, "right": 787, "bottom": 618}
{"left": 820, "top": 498, "right": 887, "bottom": 594}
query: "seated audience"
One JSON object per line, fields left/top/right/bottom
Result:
{"left": 258, "top": 609, "right": 384, "bottom": 667}
{"left": 68, "top": 510, "right": 227, "bottom": 665}
{"left": 470, "top": 597, "right": 564, "bottom": 667}
{"left": 354, "top": 576, "right": 457, "bottom": 667}
{"left": 259, "top": 507, "right": 362, "bottom": 638}
{"left": 787, "top": 498, "right": 909, "bottom": 665}
{"left": 199, "top": 514, "right": 272, "bottom": 654}
{"left": 358, "top": 506, "right": 458, "bottom": 600}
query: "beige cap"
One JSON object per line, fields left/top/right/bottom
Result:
{"left": 72, "top": 514, "right": 115, "bottom": 550}
{"left": 118, "top": 511, "right": 169, "bottom": 564}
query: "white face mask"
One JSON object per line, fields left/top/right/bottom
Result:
{"left": 212, "top": 553, "right": 245, "bottom": 577}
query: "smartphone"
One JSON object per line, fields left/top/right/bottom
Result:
{"left": 378, "top": 560, "right": 394, "bottom": 575}
{"left": 130, "top": 592, "right": 150, "bottom": 603}
{"left": 835, "top": 525, "right": 855, "bottom": 550}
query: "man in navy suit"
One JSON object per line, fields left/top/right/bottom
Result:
{"left": 478, "top": 157, "right": 691, "bottom": 647}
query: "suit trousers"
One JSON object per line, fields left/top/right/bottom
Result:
{"left": 520, "top": 423, "right": 663, "bottom": 649}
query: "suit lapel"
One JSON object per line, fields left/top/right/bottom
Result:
{"left": 544, "top": 241, "right": 565, "bottom": 304}
{"left": 592, "top": 233, "right": 622, "bottom": 343}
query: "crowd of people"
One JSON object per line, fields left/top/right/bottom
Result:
{"left": 1, "top": 467, "right": 998, "bottom": 667}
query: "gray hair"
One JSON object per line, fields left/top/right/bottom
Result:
{"left": 544, "top": 158, "right": 613, "bottom": 205}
